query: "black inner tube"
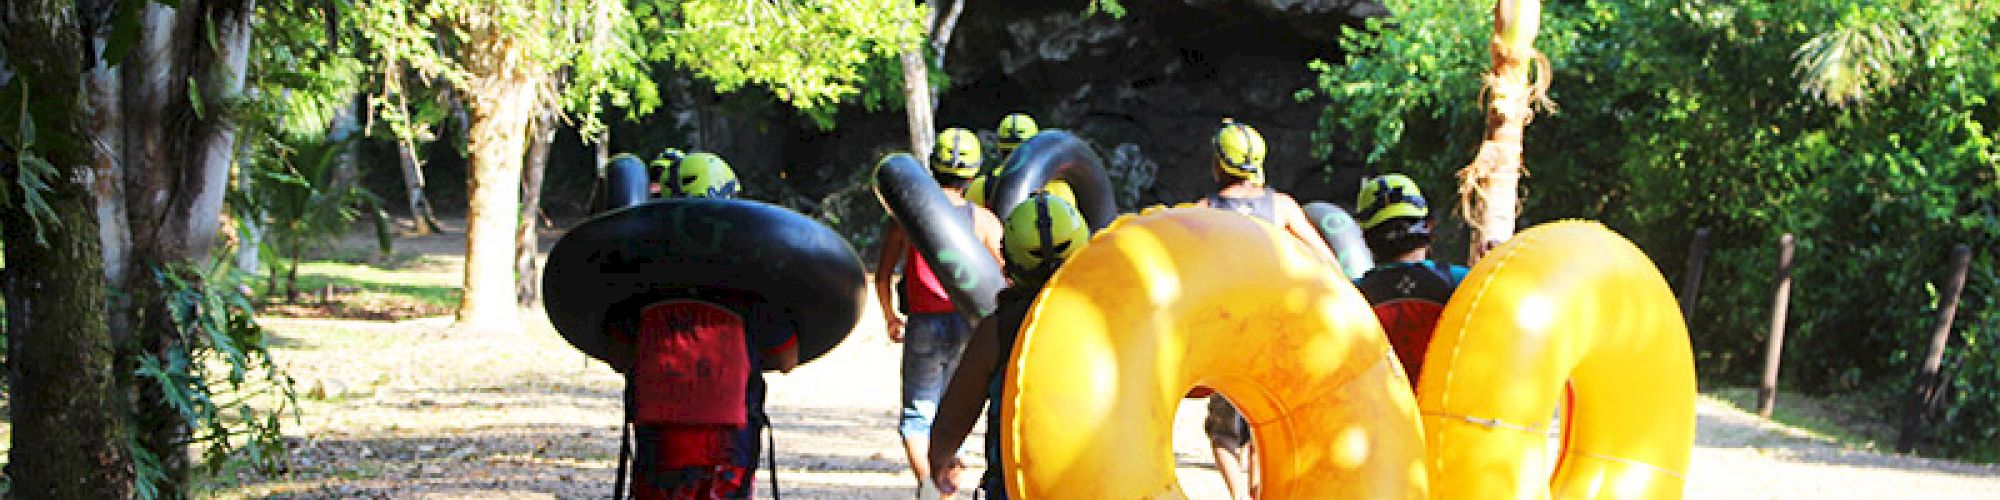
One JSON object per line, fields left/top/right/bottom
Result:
{"left": 599, "top": 155, "right": 651, "bottom": 213}
{"left": 1302, "top": 201, "right": 1376, "bottom": 279}
{"left": 872, "top": 153, "right": 1007, "bottom": 320}
{"left": 542, "top": 198, "right": 866, "bottom": 368}
{"left": 985, "top": 130, "right": 1118, "bottom": 231}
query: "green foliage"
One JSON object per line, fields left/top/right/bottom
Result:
{"left": 233, "top": 133, "right": 393, "bottom": 299}
{"left": 0, "top": 80, "right": 62, "bottom": 246}
{"left": 244, "top": 0, "right": 396, "bottom": 300}
{"left": 1085, "top": 0, "right": 1127, "bottom": 19}
{"left": 1307, "top": 0, "right": 2000, "bottom": 459}
{"left": 352, "top": 0, "right": 653, "bottom": 146}
{"left": 635, "top": 0, "right": 926, "bottom": 128}
{"left": 132, "top": 261, "right": 298, "bottom": 485}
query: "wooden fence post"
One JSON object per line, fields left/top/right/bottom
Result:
{"left": 1758, "top": 233, "right": 1795, "bottom": 419}
{"left": 1897, "top": 244, "right": 1973, "bottom": 453}
{"left": 1681, "top": 228, "right": 1712, "bottom": 325}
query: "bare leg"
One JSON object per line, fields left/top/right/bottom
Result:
{"left": 1247, "top": 440, "right": 1261, "bottom": 498}
{"left": 1212, "top": 442, "right": 1251, "bottom": 500}
{"left": 903, "top": 436, "right": 933, "bottom": 496}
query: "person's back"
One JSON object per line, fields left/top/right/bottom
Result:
{"left": 872, "top": 127, "right": 1004, "bottom": 498}
{"left": 610, "top": 151, "right": 796, "bottom": 500}
{"left": 1353, "top": 174, "right": 1468, "bottom": 387}
{"left": 1194, "top": 119, "right": 1339, "bottom": 264}
{"left": 1188, "top": 118, "right": 1340, "bottom": 500}
{"left": 925, "top": 193, "right": 1091, "bottom": 500}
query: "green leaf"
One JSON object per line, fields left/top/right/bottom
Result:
{"left": 188, "top": 76, "right": 206, "bottom": 119}
{"left": 16, "top": 80, "right": 34, "bottom": 149}
{"left": 102, "top": 0, "right": 147, "bottom": 66}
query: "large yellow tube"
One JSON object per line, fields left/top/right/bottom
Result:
{"left": 1002, "top": 207, "right": 1428, "bottom": 499}
{"left": 1417, "top": 221, "right": 1696, "bottom": 499}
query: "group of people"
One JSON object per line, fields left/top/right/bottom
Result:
{"left": 875, "top": 114, "right": 1473, "bottom": 499}
{"left": 597, "top": 112, "right": 1473, "bottom": 500}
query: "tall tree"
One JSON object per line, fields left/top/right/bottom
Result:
{"left": 1459, "top": 0, "right": 1550, "bottom": 261}
{"left": 112, "top": 0, "right": 262, "bottom": 486}
{"left": 357, "top": 0, "right": 647, "bottom": 331}
{"left": 10, "top": 0, "right": 268, "bottom": 489}
{"left": 1, "top": 0, "right": 135, "bottom": 494}
{"left": 517, "top": 107, "right": 556, "bottom": 306}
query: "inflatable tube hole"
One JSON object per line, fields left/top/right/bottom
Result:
{"left": 1169, "top": 392, "right": 1258, "bottom": 497}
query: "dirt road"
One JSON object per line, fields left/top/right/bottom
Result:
{"left": 218, "top": 293, "right": 2000, "bottom": 499}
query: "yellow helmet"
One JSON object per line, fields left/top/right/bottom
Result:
{"left": 1002, "top": 192, "right": 1089, "bottom": 280}
{"left": 1044, "top": 180, "right": 1077, "bottom": 208}
{"left": 933, "top": 128, "right": 982, "bottom": 178}
{"left": 966, "top": 180, "right": 1071, "bottom": 209}
{"left": 1213, "top": 118, "right": 1267, "bottom": 184}
{"left": 997, "top": 113, "right": 1040, "bottom": 153}
{"left": 1356, "top": 174, "right": 1430, "bottom": 230}
{"left": 965, "top": 176, "right": 992, "bottom": 205}
{"left": 657, "top": 152, "right": 740, "bottom": 199}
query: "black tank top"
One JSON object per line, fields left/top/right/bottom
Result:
{"left": 1207, "top": 189, "right": 1278, "bottom": 223}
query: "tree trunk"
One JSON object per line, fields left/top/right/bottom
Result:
{"left": 1459, "top": 0, "right": 1548, "bottom": 263}
{"left": 397, "top": 137, "right": 446, "bottom": 234}
{"left": 517, "top": 108, "right": 555, "bottom": 306}
{"left": 455, "top": 30, "right": 541, "bottom": 332}
{"left": 900, "top": 44, "right": 935, "bottom": 163}
{"left": 115, "top": 0, "right": 258, "bottom": 488}
{"left": 929, "top": 0, "right": 966, "bottom": 78}
{"left": 1, "top": 0, "right": 136, "bottom": 494}
{"left": 3, "top": 160, "right": 134, "bottom": 499}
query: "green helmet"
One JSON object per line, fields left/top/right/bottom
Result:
{"left": 997, "top": 113, "right": 1040, "bottom": 153}
{"left": 1002, "top": 192, "right": 1090, "bottom": 281}
{"left": 657, "top": 152, "right": 740, "bottom": 199}
{"left": 1356, "top": 174, "right": 1429, "bottom": 230}
{"left": 933, "top": 128, "right": 983, "bottom": 178}
{"left": 1213, "top": 118, "right": 1267, "bottom": 185}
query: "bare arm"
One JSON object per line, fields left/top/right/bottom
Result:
{"left": 874, "top": 225, "right": 908, "bottom": 342}
{"left": 765, "top": 344, "right": 800, "bottom": 373}
{"left": 930, "top": 315, "right": 1003, "bottom": 495}
{"left": 1277, "top": 194, "right": 1340, "bottom": 265}
{"left": 974, "top": 208, "right": 1006, "bottom": 266}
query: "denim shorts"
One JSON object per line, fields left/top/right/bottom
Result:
{"left": 1205, "top": 395, "right": 1251, "bottom": 450}
{"left": 899, "top": 312, "right": 974, "bottom": 438}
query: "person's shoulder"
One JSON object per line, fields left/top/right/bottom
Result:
{"left": 974, "top": 205, "right": 1004, "bottom": 229}
{"left": 1270, "top": 190, "right": 1304, "bottom": 207}
{"left": 997, "top": 282, "right": 1047, "bottom": 304}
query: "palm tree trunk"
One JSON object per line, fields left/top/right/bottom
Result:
{"left": 1460, "top": 0, "right": 1550, "bottom": 263}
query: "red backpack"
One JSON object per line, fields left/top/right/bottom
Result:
{"left": 1355, "top": 262, "right": 1461, "bottom": 386}
{"left": 629, "top": 300, "right": 750, "bottom": 426}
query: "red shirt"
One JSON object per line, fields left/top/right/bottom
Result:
{"left": 901, "top": 245, "right": 957, "bottom": 314}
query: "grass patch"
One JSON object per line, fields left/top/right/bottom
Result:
{"left": 1708, "top": 386, "right": 1899, "bottom": 451}
{"left": 256, "top": 260, "right": 460, "bottom": 320}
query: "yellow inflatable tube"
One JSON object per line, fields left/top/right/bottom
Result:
{"left": 1417, "top": 221, "right": 1696, "bottom": 499}
{"left": 1002, "top": 207, "right": 1428, "bottom": 498}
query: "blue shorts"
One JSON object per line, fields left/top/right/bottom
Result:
{"left": 899, "top": 312, "right": 973, "bottom": 439}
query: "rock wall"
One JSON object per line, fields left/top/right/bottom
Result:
{"left": 934, "top": 0, "right": 1386, "bottom": 207}
{"left": 444, "top": 0, "right": 1389, "bottom": 231}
